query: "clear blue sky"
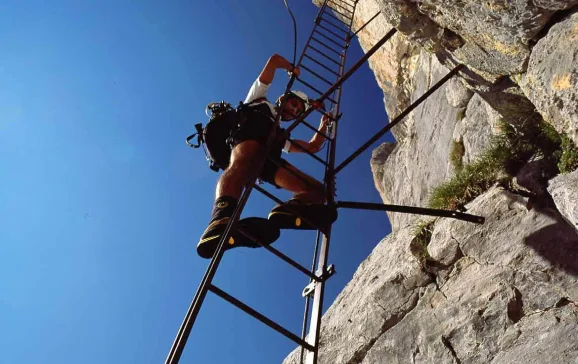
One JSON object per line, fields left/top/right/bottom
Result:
{"left": 0, "top": 1, "right": 395, "bottom": 363}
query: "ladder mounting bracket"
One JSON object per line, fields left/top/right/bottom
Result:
{"left": 302, "top": 264, "right": 336, "bottom": 298}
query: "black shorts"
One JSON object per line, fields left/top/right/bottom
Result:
{"left": 231, "top": 116, "right": 288, "bottom": 188}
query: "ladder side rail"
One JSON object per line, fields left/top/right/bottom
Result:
{"left": 305, "top": 11, "right": 351, "bottom": 363}
{"left": 165, "top": 154, "right": 265, "bottom": 364}
{"left": 286, "top": 26, "right": 396, "bottom": 135}
{"left": 299, "top": 231, "right": 323, "bottom": 363}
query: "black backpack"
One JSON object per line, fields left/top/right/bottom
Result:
{"left": 186, "top": 99, "right": 277, "bottom": 172}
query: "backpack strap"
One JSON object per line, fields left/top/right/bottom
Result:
{"left": 185, "top": 123, "right": 204, "bottom": 148}
{"left": 247, "top": 97, "right": 267, "bottom": 105}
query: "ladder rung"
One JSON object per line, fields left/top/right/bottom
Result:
{"left": 325, "top": 6, "right": 353, "bottom": 22}
{"left": 303, "top": 54, "right": 340, "bottom": 77}
{"left": 262, "top": 243, "right": 324, "bottom": 281}
{"left": 315, "top": 108, "right": 339, "bottom": 123}
{"left": 314, "top": 29, "right": 346, "bottom": 50}
{"left": 265, "top": 155, "right": 327, "bottom": 187}
{"left": 287, "top": 139, "right": 331, "bottom": 165}
{"left": 290, "top": 116, "right": 333, "bottom": 143}
{"left": 208, "top": 284, "right": 316, "bottom": 352}
{"left": 320, "top": 17, "right": 350, "bottom": 35}
{"left": 311, "top": 36, "right": 343, "bottom": 57}
{"left": 332, "top": 0, "right": 356, "bottom": 9}
{"left": 317, "top": 23, "right": 348, "bottom": 42}
{"left": 295, "top": 77, "right": 338, "bottom": 105}
{"left": 237, "top": 208, "right": 325, "bottom": 280}
{"left": 307, "top": 45, "right": 342, "bottom": 67}
{"left": 334, "top": 0, "right": 355, "bottom": 11}
{"left": 322, "top": 8, "right": 349, "bottom": 25}
{"left": 300, "top": 64, "right": 334, "bottom": 86}
{"left": 328, "top": 0, "right": 354, "bottom": 15}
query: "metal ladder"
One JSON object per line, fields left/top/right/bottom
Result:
{"left": 168, "top": 1, "right": 484, "bottom": 363}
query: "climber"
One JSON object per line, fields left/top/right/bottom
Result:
{"left": 196, "top": 53, "right": 338, "bottom": 259}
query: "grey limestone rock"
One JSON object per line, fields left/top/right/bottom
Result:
{"left": 285, "top": 187, "right": 578, "bottom": 363}
{"left": 297, "top": 2, "right": 578, "bottom": 363}
{"left": 445, "top": 77, "right": 473, "bottom": 109}
{"left": 520, "top": 11, "right": 578, "bottom": 145}
{"left": 457, "top": 94, "right": 499, "bottom": 164}
{"left": 282, "top": 225, "right": 432, "bottom": 364}
{"left": 548, "top": 169, "right": 578, "bottom": 229}
{"left": 370, "top": 142, "right": 397, "bottom": 200}
{"left": 373, "top": 50, "right": 461, "bottom": 230}
{"left": 371, "top": 0, "right": 554, "bottom": 76}
{"left": 533, "top": 0, "right": 578, "bottom": 11}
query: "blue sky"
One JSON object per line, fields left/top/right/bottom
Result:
{"left": 0, "top": 1, "right": 395, "bottom": 363}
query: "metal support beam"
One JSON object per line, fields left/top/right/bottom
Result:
{"left": 350, "top": 11, "right": 380, "bottom": 40}
{"left": 334, "top": 64, "right": 463, "bottom": 174}
{"left": 336, "top": 201, "right": 485, "bottom": 224}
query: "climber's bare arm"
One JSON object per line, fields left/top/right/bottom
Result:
{"left": 287, "top": 114, "right": 331, "bottom": 154}
{"left": 259, "top": 54, "right": 301, "bottom": 85}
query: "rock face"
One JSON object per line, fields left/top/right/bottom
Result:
{"left": 520, "top": 11, "right": 578, "bottom": 145}
{"left": 287, "top": 1, "right": 578, "bottom": 363}
{"left": 370, "top": 50, "right": 463, "bottom": 229}
{"left": 284, "top": 188, "right": 578, "bottom": 364}
{"left": 548, "top": 170, "right": 578, "bottom": 229}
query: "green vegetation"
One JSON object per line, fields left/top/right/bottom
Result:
{"left": 557, "top": 133, "right": 578, "bottom": 173}
{"left": 456, "top": 108, "right": 466, "bottom": 122}
{"left": 431, "top": 119, "right": 578, "bottom": 210}
{"left": 449, "top": 140, "right": 465, "bottom": 171}
{"left": 411, "top": 219, "right": 436, "bottom": 266}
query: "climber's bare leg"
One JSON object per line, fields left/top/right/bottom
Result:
{"left": 273, "top": 163, "right": 325, "bottom": 204}
{"left": 216, "top": 140, "right": 264, "bottom": 199}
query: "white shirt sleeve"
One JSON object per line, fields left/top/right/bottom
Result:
{"left": 244, "top": 78, "right": 270, "bottom": 104}
{"left": 282, "top": 139, "right": 292, "bottom": 153}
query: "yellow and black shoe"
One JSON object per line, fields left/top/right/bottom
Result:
{"left": 268, "top": 201, "right": 338, "bottom": 231}
{"left": 196, "top": 217, "right": 280, "bottom": 259}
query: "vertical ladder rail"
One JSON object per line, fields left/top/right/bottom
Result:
{"left": 304, "top": 5, "right": 350, "bottom": 362}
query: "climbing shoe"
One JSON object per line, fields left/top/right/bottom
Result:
{"left": 268, "top": 200, "right": 338, "bottom": 231}
{"left": 196, "top": 217, "right": 280, "bottom": 259}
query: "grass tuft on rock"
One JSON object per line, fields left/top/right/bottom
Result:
{"left": 450, "top": 140, "right": 465, "bottom": 171}
{"left": 557, "top": 134, "right": 578, "bottom": 173}
{"left": 430, "top": 119, "right": 575, "bottom": 210}
{"left": 411, "top": 220, "right": 436, "bottom": 265}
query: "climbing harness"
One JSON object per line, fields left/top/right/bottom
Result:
{"left": 169, "top": 1, "right": 485, "bottom": 364}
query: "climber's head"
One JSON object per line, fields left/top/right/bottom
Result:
{"left": 277, "top": 90, "right": 308, "bottom": 121}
